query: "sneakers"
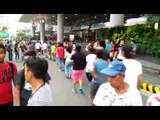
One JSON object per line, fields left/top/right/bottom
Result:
{"left": 72, "top": 88, "right": 77, "bottom": 94}
{"left": 72, "top": 88, "right": 84, "bottom": 94}
{"left": 79, "top": 88, "right": 84, "bottom": 94}
{"left": 66, "top": 76, "right": 71, "bottom": 79}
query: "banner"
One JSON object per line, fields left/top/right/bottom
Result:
{"left": 0, "top": 32, "right": 9, "bottom": 38}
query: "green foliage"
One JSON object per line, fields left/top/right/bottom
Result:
{"left": 0, "top": 26, "right": 8, "bottom": 32}
{"left": 97, "top": 24, "right": 160, "bottom": 58}
{"left": 146, "top": 14, "right": 160, "bottom": 24}
{"left": 17, "top": 32, "right": 30, "bottom": 39}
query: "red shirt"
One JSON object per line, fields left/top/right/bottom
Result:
{"left": 0, "top": 62, "right": 17, "bottom": 104}
{"left": 57, "top": 47, "right": 64, "bottom": 58}
{"left": 110, "top": 43, "right": 115, "bottom": 54}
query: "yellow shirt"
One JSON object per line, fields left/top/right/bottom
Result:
{"left": 63, "top": 42, "right": 67, "bottom": 47}
{"left": 51, "top": 45, "right": 56, "bottom": 53}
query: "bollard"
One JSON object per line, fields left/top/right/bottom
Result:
{"left": 141, "top": 82, "right": 160, "bottom": 94}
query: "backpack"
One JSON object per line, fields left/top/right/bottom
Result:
{"left": 6, "top": 44, "right": 12, "bottom": 52}
{"left": 7, "top": 61, "right": 14, "bottom": 79}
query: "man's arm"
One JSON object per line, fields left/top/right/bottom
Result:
{"left": 137, "top": 74, "right": 143, "bottom": 90}
{"left": 11, "top": 62, "right": 18, "bottom": 86}
{"left": 90, "top": 65, "right": 96, "bottom": 79}
{"left": 14, "top": 85, "right": 21, "bottom": 106}
{"left": 14, "top": 69, "right": 25, "bottom": 106}
{"left": 113, "top": 51, "right": 117, "bottom": 60}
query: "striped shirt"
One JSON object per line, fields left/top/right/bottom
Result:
{"left": 27, "top": 84, "right": 54, "bottom": 106}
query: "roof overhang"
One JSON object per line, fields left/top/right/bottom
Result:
{"left": 19, "top": 14, "right": 143, "bottom": 27}
{"left": 19, "top": 14, "right": 38, "bottom": 23}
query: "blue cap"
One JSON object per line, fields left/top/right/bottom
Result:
{"left": 101, "top": 61, "right": 126, "bottom": 76}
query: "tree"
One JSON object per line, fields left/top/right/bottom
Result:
{"left": 0, "top": 26, "right": 8, "bottom": 32}
{"left": 16, "top": 32, "right": 26, "bottom": 39}
{"left": 146, "top": 14, "right": 160, "bottom": 28}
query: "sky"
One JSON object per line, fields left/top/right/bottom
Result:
{"left": 0, "top": 14, "right": 31, "bottom": 37}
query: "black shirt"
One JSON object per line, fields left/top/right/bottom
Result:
{"left": 71, "top": 52, "right": 86, "bottom": 70}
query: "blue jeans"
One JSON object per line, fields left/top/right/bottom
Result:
{"left": 56, "top": 56, "right": 59, "bottom": 64}
{"left": 15, "top": 52, "right": 20, "bottom": 60}
{"left": 58, "top": 58, "right": 64, "bottom": 70}
{"left": 8, "top": 51, "right": 13, "bottom": 61}
{"left": 65, "top": 61, "right": 73, "bottom": 77}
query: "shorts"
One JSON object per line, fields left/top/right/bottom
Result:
{"left": 90, "top": 82, "right": 101, "bottom": 99}
{"left": 72, "top": 70, "right": 84, "bottom": 80}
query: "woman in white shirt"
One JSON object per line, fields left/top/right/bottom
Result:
{"left": 64, "top": 46, "right": 73, "bottom": 79}
{"left": 85, "top": 48, "right": 96, "bottom": 84}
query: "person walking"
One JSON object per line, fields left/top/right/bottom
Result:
{"left": 71, "top": 45, "right": 86, "bottom": 94}
{"left": 90, "top": 50, "right": 109, "bottom": 106}
{"left": 24, "top": 57, "right": 53, "bottom": 106}
{"left": 0, "top": 44, "right": 18, "bottom": 106}
{"left": 14, "top": 50, "right": 51, "bottom": 106}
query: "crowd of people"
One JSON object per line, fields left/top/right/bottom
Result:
{"left": 0, "top": 37, "right": 160, "bottom": 106}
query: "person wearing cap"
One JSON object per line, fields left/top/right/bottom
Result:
{"left": 93, "top": 61, "right": 143, "bottom": 106}
{"left": 122, "top": 45, "right": 143, "bottom": 90}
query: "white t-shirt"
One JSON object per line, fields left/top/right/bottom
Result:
{"left": 42, "top": 43, "right": 48, "bottom": 50}
{"left": 122, "top": 59, "right": 142, "bottom": 89}
{"left": 86, "top": 54, "right": 96, "bottom": 72}
{"left": 117, "top": 50, "right": 124, "bottom": 60}
{"left": 27, "top": 84, "right": 54, "bottom": 106}
{"left": 65, "top": 50, "right": 73, "bottom": 62}
{"left": 93, "top": 83, "right": 143, "bottom": 106}
{"left": 35, "top": 43, "right": 41, "bottom": 49}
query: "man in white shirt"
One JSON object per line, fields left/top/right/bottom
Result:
{"left": 93, "top": 61, "right": 143, "bottom": 106}
{"left": 35, "top": 41, "right": 41, "bottom": 55}
{"left": 85, "top": 48, "right": 96, "bottom": 83}
{"left": 42, "top": 42, "right": 48, "bottom": 58}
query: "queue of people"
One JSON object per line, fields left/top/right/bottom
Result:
{"left": 0, "top": 37, "right": 159, "bottom": 106}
